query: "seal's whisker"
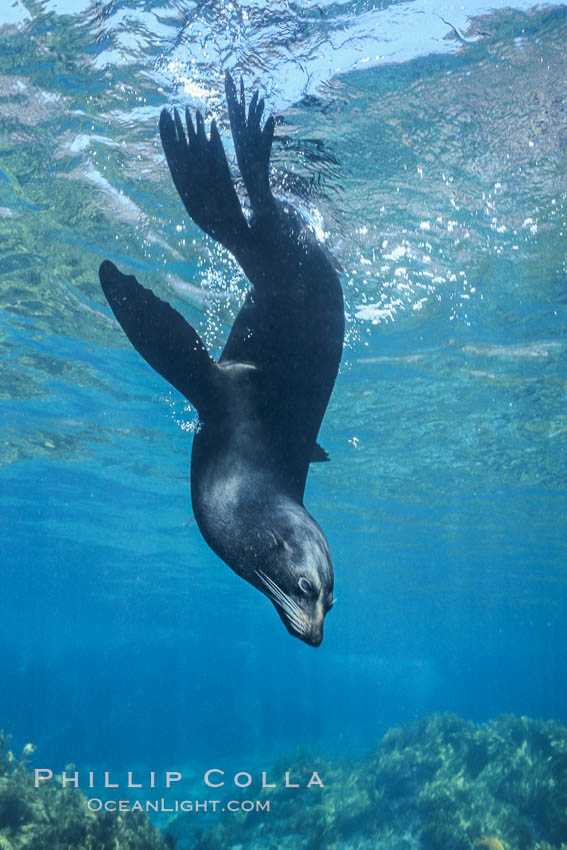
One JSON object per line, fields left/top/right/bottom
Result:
{"left": 285, "top": 611, "right": 307, "bottom": 635}
{"left": 262, "top": 578, "right": 292, "bottom": 611}
{"left": 256, "top": 570, "right": 303, "bottom": 616}
{"left": 256, "top": 570, "right": 290, "bottom": 604}
{"left": 261, "top": 580, "right": 306, "bottom": 633}
{"left": 258, "top": 576, "right": 296, "bottom": 617}
{"left": 256, "top": 571, "right": 304, "bottom": 620}
{"left": 255, "top": 570, "right": 307, "bottom": 634}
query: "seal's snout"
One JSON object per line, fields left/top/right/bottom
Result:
{"left": 305, "top": 628, "right": 323, "bottom": 648}
{"left": 302, "top": 618, "right": 324, "bottom": 647}
{"left": 279, "top": 610, "right": 324, "bottom": 647}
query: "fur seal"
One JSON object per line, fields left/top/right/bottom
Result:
{"left": 99, "top": 74, "right": 344, "bottom": 646}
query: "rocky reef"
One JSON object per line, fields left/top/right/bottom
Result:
{"left": 182, "top": 714, "right": 567, "bottom": 850}
{"left": 0, "top": 732, "right": 174, "bottom": 850}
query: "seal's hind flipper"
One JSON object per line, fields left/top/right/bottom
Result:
{"left": 99, "top": 260, "right": 218, "bottom": 416}
{"left": 225, "top": 72, "right": 275, "bottom": 214}
{"left": 311, "top": 443, "right": 330, "bottom": 463}
{"left": 159, "top": 107, "right": 250, "bottom": 254}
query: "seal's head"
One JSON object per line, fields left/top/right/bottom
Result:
{"left": 253, "top": 504, "right": 335, "bottom": 647}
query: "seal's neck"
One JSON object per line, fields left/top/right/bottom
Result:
{"left": 193, "top": 473, "right": 300, "bottom": 579}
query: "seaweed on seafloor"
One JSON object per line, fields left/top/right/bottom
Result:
{"left": 0, "top": 731, "right": 175, "bottom": 850}
{"left": 184, "top": 714, "right": 567, "bottom": 850}
{"left": 378, "top": 714, "right": 567, "bottom": 850}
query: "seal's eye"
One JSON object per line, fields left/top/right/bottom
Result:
{"left": 298, "top": 577, "right": 312, "bottom": 595}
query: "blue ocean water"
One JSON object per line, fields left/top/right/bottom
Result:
{"left": 0, "top": 0, "right": 566, "bottom": 813}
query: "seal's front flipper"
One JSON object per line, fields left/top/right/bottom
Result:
{"left": 99, "top": 260, "right": 218, "bottom": 416}
{"left": 159, "top": 107, "right": 250, "bottom": 255}
{"left": 225, "top": 72, "right": 275, "bottom": 214}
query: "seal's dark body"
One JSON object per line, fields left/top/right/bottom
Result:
{"left": 99, "top": 75, "right": 344, "bottom": 645}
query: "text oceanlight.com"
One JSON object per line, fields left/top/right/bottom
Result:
{"left": 87, "top": 798, "right": 270, "bottom": 813}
